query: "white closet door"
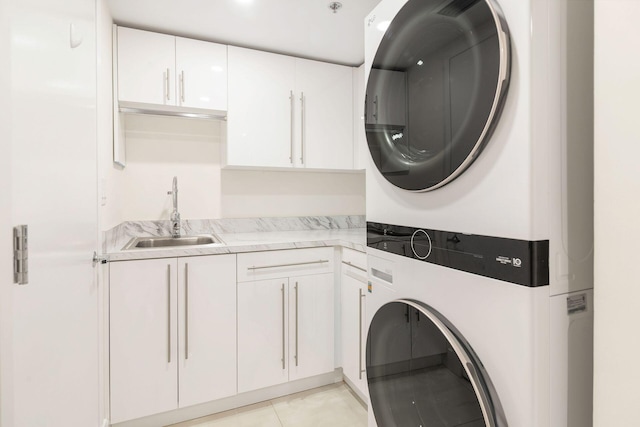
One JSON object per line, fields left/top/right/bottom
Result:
{"left": 6, "top": 0, "right": 100, "bottom": 424}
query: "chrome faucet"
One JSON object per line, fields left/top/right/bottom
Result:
{"left": 167, "top": 176, "right": 181, "bottom": 238}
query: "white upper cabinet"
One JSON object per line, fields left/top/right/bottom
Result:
{"left": 227, "top": 46, "right": 354, "bottom": 170}
{"left": 295, "top": 58, "right": 354, "bottom": 170}
{"left": 175, "top": 37, "right": 227, "bottom": 111}
{"left": 116, "top": 27, "right": 227, "bottom": 111}
{"left": 117, "top": 27, "right": 176, "bottom": 106}
{"left": 227, "top": 47, "right": 296, "bottom": 168}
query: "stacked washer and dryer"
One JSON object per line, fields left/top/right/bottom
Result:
{"left": 362, "top": 0, "right": 594, "bottom": 426}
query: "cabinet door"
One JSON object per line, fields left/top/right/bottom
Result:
{"left": 117, "top": 27, "right": 176, "bottom": 105}
{"left": 176, "top": 37, "right": 227, "bottom": 111}
{"left": 227, "top": 46, "right": 296, "bottom": 167}
{"left": 177, "top": 255, "right": 236, "bottom": 408}
{"left": 295, "top": 58, "right": 354, "bottom": 170}
{"left": 288, "top": 273, "right": 334, "bottom": 381}
{"left": 238, "top": 278, "right": 290, "bottom": 392}
{"left": 110, "top": 259, "right": 178, "bottom": 423}
{"left": 341, "top": 272, "right": 367, "bottom": 395}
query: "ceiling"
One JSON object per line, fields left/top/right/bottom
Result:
{"left": 107, "top": 0, "right": 382, "bottom": 67}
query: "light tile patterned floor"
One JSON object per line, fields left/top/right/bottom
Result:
{"left": 167, "top": 383, "right": 367, "bottom": 427}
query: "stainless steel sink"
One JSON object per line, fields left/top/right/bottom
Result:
{"left": 122, "top": 234, "right": 225, "bottom": 250}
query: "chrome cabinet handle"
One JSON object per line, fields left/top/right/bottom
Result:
{"left": 247, "top": 260, "right": 329, "bottom": 271}
{"left": 165, "top": 68, "right": 171, "bottom": 101}
{"left": 185, "top": 263, "right": 189, "bottom": 360}
{"left": 281, "top": 283, "right": 286, "bottom": 370}
{"left": 180, "top": 70, "right": 185, "bottom": 103}
{"left": 359, "top": 289, "right": 365, "bottom": 379}
{"left": 341, "top": 260, "right": 367, "bottom": 273}
{"left": 295, "top": 282, "right": 299, "bottom": 367}
{"left": 300, "top": 92, "right": 305, "bottom": 164}
{"left": 167, "top": 264, "right": 171, "bottom": 364}
{"left": 290, "top": 90, "right": 294, "bottom": 164}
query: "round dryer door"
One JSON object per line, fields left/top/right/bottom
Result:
{"left": 366, "top": 300, "right": 505, "bottom": 426}
{"left": 365, "top": 0, "right": 510, "bottom": 191}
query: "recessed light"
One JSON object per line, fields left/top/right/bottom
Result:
{"left": 417, "top": 60, "right": 424, "bottom": 66}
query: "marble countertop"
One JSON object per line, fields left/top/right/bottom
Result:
{"left": 105, "top": 216, "right": 366, "bottom": 262}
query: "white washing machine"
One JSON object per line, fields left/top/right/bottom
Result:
{"left": 362, "top": 0, "right": 594, "bottom": 426}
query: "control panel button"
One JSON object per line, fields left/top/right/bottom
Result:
{"left": 411, "top": 229, "right": 432, "bottom": 260}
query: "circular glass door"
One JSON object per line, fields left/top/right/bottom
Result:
{"left": 365, "top": 0, "right": 510, "bottom": 191}
{"left": 366, "top": 300, "right": 505, "bottom": 426}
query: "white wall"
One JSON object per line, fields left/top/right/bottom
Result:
{"left": 593, "top": 1, "right": 640, "bottom": 424}
{"left": 101, "top": 114, "right": 365, "bottom": 229}
{"left": 0, "top": 0, "right": 14, "bottom": 424}
{"left": 221, "top": 169, "right": 365, "bottom": 218}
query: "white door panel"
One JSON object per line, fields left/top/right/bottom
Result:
{"left": 237, "top": 279, "right": 289, "bottom": 392}
{"left": 7, "top": 0, "right": 100, "bottom": 425}
{"left": 295, "top": 58, "right": 353, "bottom": 170}
{"left": 109, "top": 259, "right": 179, "bottom": 423}
{"left": 117, "top": 27, "right": 176, "bottom": 105}
{"left": 227, "top": 47, "right": 296, "bottom": 168}
{"left": 178, "top": 255, "right": 237, "bottom": 408}
{"left": 176, "top": 37, "right": 227, "bottom": 111}
{"left": 288, "top": 273, "right": 334, "bottom": 381}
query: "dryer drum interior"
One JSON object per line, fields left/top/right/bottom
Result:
{"left": 365, "top": 0, "right": 510, "bottom": 191}
{"left": 366, "top": 300, "right": 505, "bottom": 427}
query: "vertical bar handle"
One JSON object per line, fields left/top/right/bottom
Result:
{"left": 165, "top": 68, "right": 171, "bottom": 101}
{"left": 300, "top": 92, "right": 305, "bottom": 164}
{"left": 180, "top": 70, "right": 185, "bottom": 103}
{"left": 289, "top": 90, "right": 294, "bottom": 164}
{"left": 185, "top": 263, "right": 189, "bottom": 360}
{"left": 281, "top": 283, "right": 286, "bottom": 370}
{"left": 167, "top": 264, "right": 171, "bottom": 364}
{"left": 359, "top": 289, "right": 365, "bottom": 379}
{"left": 295, "top": 282, "right": 299, "bottom": 367}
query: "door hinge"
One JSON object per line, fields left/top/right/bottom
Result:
{"left": 92, "top": 251, "right": 108, "bottom": 267}
{"left": 13, "top": 225, "right": 28, "bottom": 285}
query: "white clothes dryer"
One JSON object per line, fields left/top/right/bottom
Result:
{"left": 362, "top": 0, "right": 594, "bottom": 426}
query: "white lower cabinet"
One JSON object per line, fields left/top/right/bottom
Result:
{"left": 340, "top": 248, "right": 368, "bottom": 398}
{"left": 109, "top": 254, "right": 236, "bottom": 423}
{"left": 237, "top": 248, "right": 335, "bottom": 393}
{"left": 177, "top": 255, "right": 237, "bottom": 407}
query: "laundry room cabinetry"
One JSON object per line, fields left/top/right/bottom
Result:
{"left": 226, "top": 46, "right": 354, "bottom": 170}
{"left": 340, "top": 248, "right": 368, "bottom": 399}
{"left": 236, "top": 248, "right": 335, "bottom": 393}
{"left": 109, "top": 254, "right": 236, "bottom": 423}
{"left": 116, "top": 26, "right": 228, "bottom": 111}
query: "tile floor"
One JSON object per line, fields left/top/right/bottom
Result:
{"left": 167, "top": 383, "right": 367, "bottom": 427}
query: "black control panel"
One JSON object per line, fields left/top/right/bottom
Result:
{"left": 367, "top": 222, "right": 549, "bottom": 287}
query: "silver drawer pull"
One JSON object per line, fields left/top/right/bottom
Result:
{"left": 341, "top": 260, "right": 366, "bottom": 273}
{"left": 247, "top": 260, "right": 329, "bottom": 271}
